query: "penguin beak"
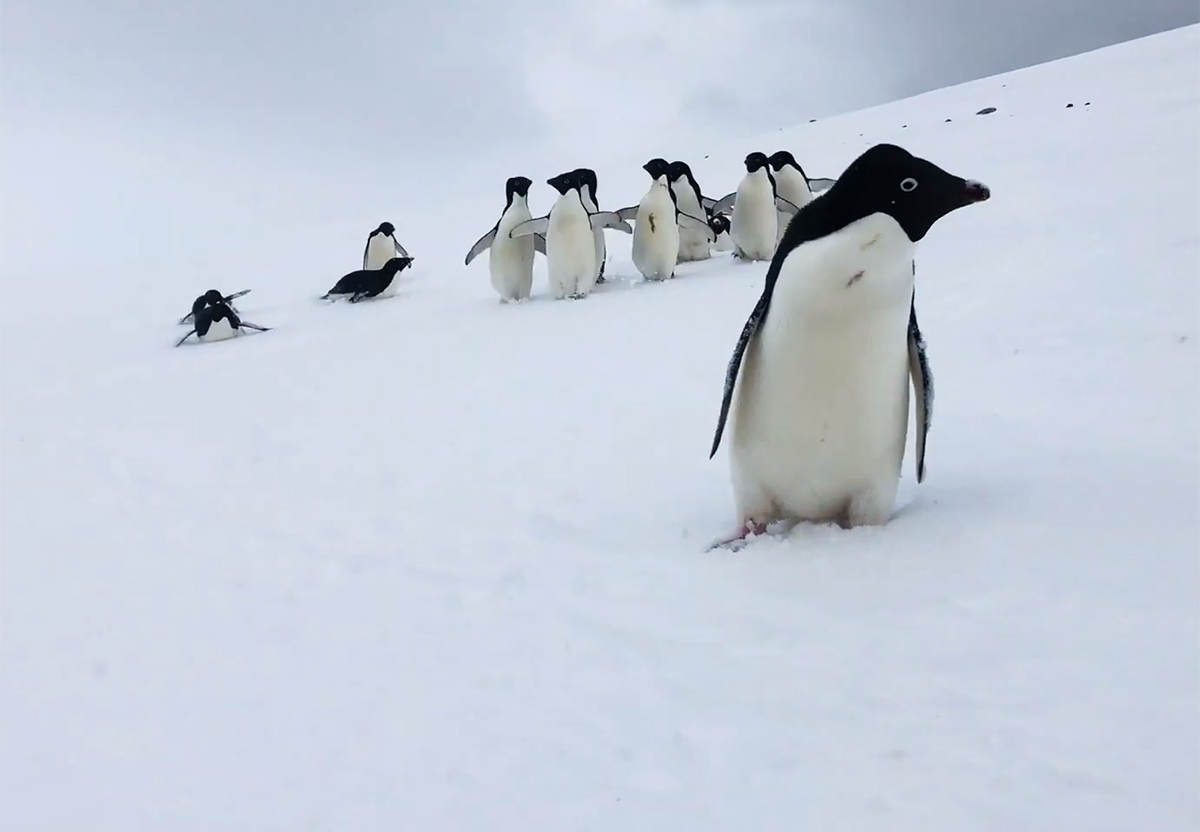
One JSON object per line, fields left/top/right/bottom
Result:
{"left": 963, "top": 180, "right": 991, "bottom": 203}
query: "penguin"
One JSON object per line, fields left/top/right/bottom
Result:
{"left": 615, "top": 157, "right": 714, "bottom": 282}
{"left": 320, "top": 256, "right": 414, "bottom": 302}
{"left": 706, "top": 143, "right": 990, "bottom": 549}
{"left": 708, "top": 213, "right": 733, "bottom": 252}
{"left": 668, "top": 160, "right": 718, "bottom": 263}
{"left": 767, "top": 150, "right": 817, "bottom": 247}
{"left": 363, "top": 222, "right": 410, "bottom": 271}
{"left": 509, "top": 170, "right": 632, "bottom": 300}
{"left": 708, "top": 152, "right": 802, "bottom": 262}
{"left": 463, "top": 175, "right": 548, "bottom": 303}
{"left": 573, "top": 168, "right": 610, "bottom": 285}
{"left": 178, "top": 289, "right": 251, "bottom": 325}
{"left": 174, "top": 299, "right": 271, "bottom": 346}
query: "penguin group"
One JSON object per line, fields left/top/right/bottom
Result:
{"left": 463, "top": 149, "right": 841, "bottom": 298}
{"left": 169, "top": 139, "right": 992, "bottom": 553}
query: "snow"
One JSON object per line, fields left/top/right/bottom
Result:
{"left": 2, "top": 24, "right": 1198, "bottom": 832}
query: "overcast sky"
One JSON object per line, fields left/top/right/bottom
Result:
{"left": 0, "top": 0, "right": 1196, "bottom": 266}
{"left": 4, "top": 0, "right": 1196, "bottom": 166}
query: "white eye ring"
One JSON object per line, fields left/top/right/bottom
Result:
{"left": 900, "top": 177, "right": 918, "bottom": 192}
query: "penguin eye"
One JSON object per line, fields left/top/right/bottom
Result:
{"left": 900, "top": 177, "right": 918, "bottom": 192}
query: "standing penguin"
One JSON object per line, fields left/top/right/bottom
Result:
{"left": 174, "top": 299, "right": 271, "bottom": 346}
{"left": 573, "top": 168, "right": 610, "bottom": 285}
{"left": 668, "top": 160, "right": 718, "bottom": 263}
{"left": 320, "top": 256, "right": 415, "bottom": 302}
{"left": 709, "top": 152, "right": 802, "bottom": 262}
{"left": 707, "top": 143, "right": 990, "bottom": 549}
{"left": 363, "top": 222, "right": 410, "bottom": 271}
{"left": 464, "top": 175, "right": 548, "bottom": 303}
{"left": 768, "top": 150, "right": 840, "bottom": 247}
{"left": 615, "top": 158, "right": 714, "bottom": 282}
{"left": 509, "top": 171, "right": 632, "bottom": 300}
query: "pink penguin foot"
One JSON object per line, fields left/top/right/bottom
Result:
{"left": 707, "top": 519, "right": 771, "bottom": 551}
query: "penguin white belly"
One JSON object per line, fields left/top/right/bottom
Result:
{"left": 775, "top": 169, "right": 815, "bottom": 247}
{"left": 364, "top": 235, "right": 397, "bottom": 271}
{"left": 632, "top": 190, "right": 680, "bottom": 282}
{"left": 375, "top": 272, "right": 403, "bottom": 299}
{"left": 729, "top": 214, "right": 916, "bottom": 528}
{"left": 731, "top": 178, "right": 778, "bottom": 261}
{"left": 674, "top": 188, "right": 712, "bottom": 263}
{"left": 200, "top": 318, "right": 238, "bottom": 343}
{"left": 490, "top": 205, "right": 536, "bottom": 302}
{"left": 546, "top": 204, "right": 597, "bottom": 299}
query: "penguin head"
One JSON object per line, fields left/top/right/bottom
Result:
{"left": 384, "top": 256, "right": 414, "bottom": 273}
{"left": 547, "top": 171, "right": 578, "bottom": 196}
{"left": 744, "top": 152, "right": 770, "bottom": 174}
{"left": 768, "top": 150, "right": 805, "bottom": 178}
{"left": 643, "top": 158, "right": 670, "bottom": 182}
{"left": 505, "top": 176, "right": 533, "bottom": 205}
{"left": 708, "top": 214, "right": 730, "bottom": 235}
{"left": 572, "top": 167, "right": 598, "bottom": 200}
{"left": 827, "top": 143, "right": 991, "bottom": 242}
{"left": 202, "top": 289, "right": 224, "bottom": 305}
{"left": 375, "top": 222, "right": 396, "bottom": 236}
{"left": 667, "top": 160, "right": 691, "bottom": 183}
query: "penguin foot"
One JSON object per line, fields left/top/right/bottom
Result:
{"left": 707, "top": 519, "right": 770, "bottom": 552}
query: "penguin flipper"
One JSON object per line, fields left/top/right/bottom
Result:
{"left": 510, "top": 216, "right": 549, "bottom": 239}
{"left": 589, "top": 211, "right": 632, "bottom": 234}
{"left": 709, "top": 192, "right": 736, "bottom": 216}
{"left": 775, "top": 195, "right": 802, "bottom": 216}
{"left": 615, "top": 206, "right": 639, "bottom": 221}
{"left": 533, "top": 233, "right": 547, "bottom": 256}
{"left": 709, "top": 291, "right": 770, "bottom": 459}
{"left": 224, "top": 289, "right": 252, "bottom": 302}
{"left": 700, "top": 195, "right": 717, "bottom": 212}
{"left": 906, "top": 286, "right": 933, "bottom": 484}
{"left": 807, "top": 177, "right": 837, "bottom": 194}
{"left": 362, "top": 238, "right": 371, "bottom": 270}
{"left": 174, "top": 329, "right": 197, "bottom": 347}
{"left": 677, "top": 210, "right": 714, "bottom": 239}
{"left": 465, "top": 225, "right": 498, "bottom": 266}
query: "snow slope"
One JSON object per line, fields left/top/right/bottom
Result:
{"left": 2, "top": 24, "right": 1198, "bottom": 832}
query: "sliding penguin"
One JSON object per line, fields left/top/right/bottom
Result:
{"left": 615, "top": 158, "right": 714, "bottom": 282}
{"left": 363, "top": 222, "right": 410, "bottom": 271}
{"left": 174, "top": 299, "right": 271, "bottom": 346}
{"left": 509, "top": 170, "right": 631, "bottom": 300}
{"left": 668, "top": 160, "right": 717, "bottom": 263}
{"left": 709, "top": 152, "right": 802, "bottom": 262}
{"left": 706, "top": 143, "right": 990, "bottom": 549}
{"left": 178, "top": 289, "right": 251, "bottom": 325}
{"left": 320, "top": 256, "right": 414, "bottom": 302}
{"left": 464, "top": 175, "right": 547, "bottom": 302}
{"left": 573, "top": 168, "right": 610, "bottom": 285}
{"left": 709, "top": 213, "right": 733, "bottom": 252}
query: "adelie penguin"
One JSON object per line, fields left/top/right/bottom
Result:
{"left": 709, "top": 152, "right": 803, "bottom": 262}
{"left": 363, "top": 222, "right": 410, "bottom": 271}
{"left": 573, "top": 168, "right": 610, "bottom": 285}
{"left": 320, "top": 256, "right": 415, "bottom": 302}
{"left": 509, "top": 170, "right": 631, "bottom": 300}
{"left": 174, "top": 297, "right": 271, "bottom": 347}
{"left": 615, "top": 158, "right": 713, "bottom": 282}
{"left": 668, "top": 160, "right": 718, "bottom": 263}
{"left": 178, "top": 288, "right": 252, "bottom": 326}
{"left": 706, "top": 143, "right": 990, "bottom": 550}
{"left": 708, "top": 213, "right": 733, "bottom": 252}
{"left": 767, "top": 150, "right": 836, "bottom": 247}
{"left": 464, "top": 175, "right": 547, "bottom": 303}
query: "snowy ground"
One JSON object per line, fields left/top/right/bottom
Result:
{"left": 2, "top": 24, "right": 1198, "bottom": 832}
